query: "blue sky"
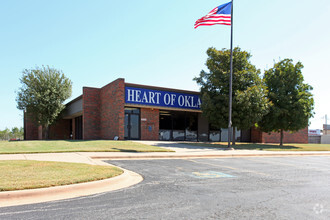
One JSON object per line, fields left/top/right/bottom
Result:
{"left": 1, "top": 0, "right": 329, "bottom": 130}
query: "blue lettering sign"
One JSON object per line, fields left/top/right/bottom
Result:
{"left": 125, "top": 87, "right": 201, "bottom": 110}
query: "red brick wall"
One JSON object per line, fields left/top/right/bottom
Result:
{"left": 250, "top": 127, "right": 263, "bottom": 143}
{"left": 262, "top": 127, "right": 308, "bottom": 144}
{"left": 38, "top": 126, "right": 42, "bottom": 140}
{"left": 100, "top": 78, "right": 125, "bottom": 140}
{"left": 25, "top": 78, "right": 126, "bottom": 140}
{"left": 24, "top": 111, "right": 39, "bottom": 140}
{"left": 49, "top": 119, "right": 71, "bottom": 140}
{"left": 251, "top": 127, "right": 308, "bottom": 144}
{"left": 141, "top": 108, "right": 159, "bottom": 140}
{"left": 83, "top": 87, "right": 101, "bottom": 139}
{"left": 25, "top": 111, "right": 71, "bottom": 140}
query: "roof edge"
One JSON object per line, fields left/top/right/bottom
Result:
{"left": 125, "top": 82, "right": 200, "bottom": 95}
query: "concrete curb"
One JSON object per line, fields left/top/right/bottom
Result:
{"left": 0, "top": 167, "right": 143, "bottom": 208}
{"left": 91, "top": 152, "right": 330, "bottom": 160}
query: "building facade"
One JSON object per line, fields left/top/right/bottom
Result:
{"left": 24, "top": 78, "right": 308, "bottom": 143}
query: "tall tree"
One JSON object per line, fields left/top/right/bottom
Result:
{"left": 194, "top": 47, "right": 270, "bottom": 145}
{"left": 259, "top": 59, "right": 314, "bottom": 146}
{"left": 16, "top": 66, "right": 72, "bottom": 139}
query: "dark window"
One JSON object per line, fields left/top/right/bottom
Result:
{"left": 186, "top": 112, "right": 198, "bottom": 131}
{"left": 75, "top": 116, "right": 83, "bottom": 140}
{"left": 185, "top": 112, "right": 198, "bottom": 141}
{"left": 160, "top": 111, "right": 172, "bottom": 130}
{"left": 159, "top": 110, "right": 198, "bottom": 141}
{"left": 125, "top": 108, "right": 140, "bottom": 114}
{"left": 172, "top": 111, "right": 185, "bottom": 130}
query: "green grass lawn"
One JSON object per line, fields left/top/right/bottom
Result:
{"left": 184, "top": 142, "right": 330, "bottom": 151}
{"left": 0, "top": 160, "right": 123, "bottom": 191}
{"left": 0, "top": 140, "right": 171, "bottom": 154}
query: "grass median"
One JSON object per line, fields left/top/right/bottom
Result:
{"left": 0, "top": 160, "right": 123, "bottom": 191}
{"left": 0, "top": 140, "right": 171, "bottom": 154}
{"left": 183, "top": 142, "right": 330, "bottom": 151}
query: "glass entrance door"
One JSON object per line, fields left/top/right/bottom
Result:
{"left": 124, "top": 108, "right": 140, "bottom": 140}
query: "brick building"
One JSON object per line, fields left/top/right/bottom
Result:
{"left": 24, "top": 78, "right": 308, "bottom": 143}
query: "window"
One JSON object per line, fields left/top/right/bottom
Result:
{"left": 159, "top": 110, "right": 198, "bottom": 141}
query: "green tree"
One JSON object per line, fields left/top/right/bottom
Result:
{"left": 0, "top": 130, "right": 4, "bottom": 140}
{"left": 11, "top": 127, "right": 19, "bottom": 136}
{"left": 0, "top": 128, "right": 10, "bottom": 140}
{"left": 10, "top": 127, "right": 24, "bottom": 140}
{"left": 16, "top": 66, "right": 72, "bottom": 139}
{"left": 194, "top": 47, "right": 270, "bottom": 145}
{"left": 259, "top": 59, "right": 314, "bottom": 146}
{"left": 19, "top": 127, "right": 24, "bottom": 140}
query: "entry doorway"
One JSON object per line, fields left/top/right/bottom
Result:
{"left": 124, "top": 108, "right": 140, "bottom": 140}
{"left": 75, "top": 116, "right": 83, "bottom": 140}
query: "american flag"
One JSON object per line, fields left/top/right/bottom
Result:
{"left": 194, "top": 2, "right": 232, "bottom": 28}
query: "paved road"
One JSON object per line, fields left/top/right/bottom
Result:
{"left": 1, "top": 156, "right": 329, "bottom": 219}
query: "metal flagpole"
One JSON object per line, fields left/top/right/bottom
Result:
{"left": 228, "top": 0, "right": 234, "bottom": 148}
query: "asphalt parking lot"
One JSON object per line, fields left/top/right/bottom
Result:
{"left": 1, "top": 156, "right": 329, "bottom": 219}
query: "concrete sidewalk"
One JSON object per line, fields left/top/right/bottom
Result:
{"left": 1, "top": 140, "right": 330, "bottom": 162}
{"left": 1, "top": 141, "right": 330, "bottom": 207}
{"left": 2, "top": 141, "right": 330, "bottom": 162}
{"left": 85, "top": 140, "right": 330, "bottom": 160}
